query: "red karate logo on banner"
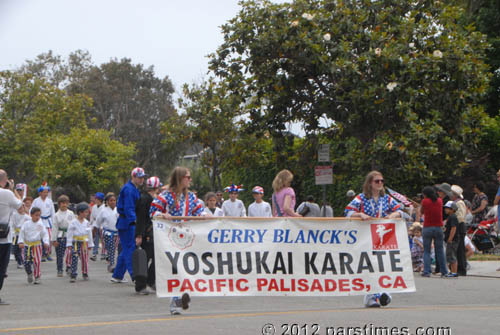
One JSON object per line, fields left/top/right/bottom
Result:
{"left": 370, "top": 223, "right": 398, "bottom": 250}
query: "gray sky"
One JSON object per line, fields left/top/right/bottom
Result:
{"left": 0, "top": 0, "right": 246, "bottom": 90}
{"left": 0, "top": 0, "right": 307, "bottom": 134}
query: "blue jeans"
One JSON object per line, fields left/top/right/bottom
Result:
{"left": 113, "top": 226, "right": 135, "bottom": 280}
{"left": 423, "top": 226, "right": 448, "bottom": 275}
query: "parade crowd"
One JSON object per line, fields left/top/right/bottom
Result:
{"left": 0, "top": 167, "right": 499, "bottom": 311}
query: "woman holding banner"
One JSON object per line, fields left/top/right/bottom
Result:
{"left": 150, "top": 166, "right": 204, "bottom": 315}
{"left": 344, "top": 170, "right": 402, "bottom": 308}
{"left": 271, "top": 169, "right": 301, "bottom": 217}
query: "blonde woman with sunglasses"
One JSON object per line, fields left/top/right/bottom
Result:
{"left": 344, "top": 170, "right": 402, "bottom": 308}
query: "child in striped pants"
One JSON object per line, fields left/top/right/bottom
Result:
{"left": 10, "top": 203, "right": 29, "bottom": 268}
{"left": 52, "top": 195, "right": 75, "bottom": 277}
{"left": 18, "top": 207, "right": 50, "bottom": 284}
{"left": 66, "top": 203, "right": 93, "bottom": 282}
{"left": 96, "top": 193, "right": 119, "bottom": 273}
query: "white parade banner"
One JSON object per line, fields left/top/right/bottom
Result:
{"left": 153, "top": 217, "right": 415, "bottom": 297}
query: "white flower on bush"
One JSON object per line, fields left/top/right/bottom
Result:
{"left": 375, "top": 48, "right": 382, "bottom": 57}
{"left": 386, "top": 82, "right": 398, "bottom": 92}
{"left": 323, "top": 33, "right": 331, "bottom": 41}
{"left": 302, "top": 13, "right": 314, "bottom": 21}
{"left": 409, "top": 42, "right": 415, "bottom": 48}
{"left": 291, "top": 20, "right": 299, "bottom": 27}
{"left": 433, "top": 50, "right": 443, "bottom": 58}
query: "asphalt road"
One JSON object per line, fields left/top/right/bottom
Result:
{"left": 0, "top": 258, "right": 499, "bottom": 335}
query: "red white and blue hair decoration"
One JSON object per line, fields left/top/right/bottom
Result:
{"left": 224, "top": 183, "right": 244, "bottom": 193}
{"left": 252, "top": 186, "right": 264, "bottom": 194}
{"left": 37, "top": 181, "right": 50, "bottom": 193}
{"left": 146, "top": 176, "right": 162, "bottom": 189}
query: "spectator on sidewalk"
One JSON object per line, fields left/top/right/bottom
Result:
{"left": 0, "top": 170, "right": 23, "bottom": 305}
{"left": 297, "top": 195, "right": 321, "bottom": 217}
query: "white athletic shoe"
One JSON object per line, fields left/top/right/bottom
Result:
{"left": 110, "top": 277, "right": 128, "bottom": 283}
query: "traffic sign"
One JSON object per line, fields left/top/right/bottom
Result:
{"left": 315, "top": 166, "right": 333, "bottom": 185}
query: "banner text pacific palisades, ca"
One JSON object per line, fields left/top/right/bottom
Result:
{"left": 153, "top": 218, "right": 416, "bottom": 297}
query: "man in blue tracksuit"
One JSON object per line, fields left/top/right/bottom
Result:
{"left": 111, "top": 167, "right": 146, "bottom": 283}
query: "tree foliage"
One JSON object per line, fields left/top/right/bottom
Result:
{"left": 210, "top": 0, "right": 491, "bottom": 190}
{"left": 458, "top": 0, "right": 500, "bottom": 117}
{"left": 0, "top": 71, "right": 91, "bottom": 182}
{"left": 17, "top": 52, "right": 178, "bottom": 177}
{"left": 35, "top": 127, "right": 136, "bottom": 200}
{"left": 163, "top": 78, "right": 241, "bottom": 191}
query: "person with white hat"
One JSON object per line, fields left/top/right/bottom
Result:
{"left": 450, "top": 185, "right": 467, "bottom": 276}
{"left": 450, "top": 185, "right": 466, "bottom": 224}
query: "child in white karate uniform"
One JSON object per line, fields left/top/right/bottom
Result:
{"left": 221, "top": 184, "right": 246, "bottom": 217}
{"left": 202, "top": 192, "right": 224, "bottom": 217}
{"left": 18, "top": 207, "right": 50, "bottom": 284}
{"left": 32, "top": 184, "right": 55, "bottom": 261}
{"left": 52, "top": 195, "right": 75, "bottom": 277}
{"left": 248, "top": 186, "right": 272, "bottom": 217}
{"left": 66, "top": 203, "right": 93, "bottom": 282}
{"left": 10, "top": 202, "right": 30, "bottom": 268}
{"left": 96, "top": 193, "right": 119, "bottom": 273}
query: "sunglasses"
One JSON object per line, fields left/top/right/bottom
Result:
{"left": 373, "top": 179, "right": 384, "bottom": 184}
{"left": 184, "top": 176, "right": 192, "bottom": 180}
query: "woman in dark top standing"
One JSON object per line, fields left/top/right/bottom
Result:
{"left": 421, "top": 186, "right": 450, "bottom": 277}
{"left": 471, "top": 181, "right": 489, "bottom": 225}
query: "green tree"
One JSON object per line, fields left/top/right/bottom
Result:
{"left": 164, "top": 78, "right": 241, "bottom": 191}
{"left": 210, "top": 0, "right": 491, "bottom": 189}
{"left": 16, "top": 52, "right": 178, "bottom": 178}
{"left": 0, "top": 71, "right": 91, "bottom": 182}
{"left": 458, "top": 0, "right": 500, "bottom": 116}
{"left": 35, "top": 127, "right": 136, "bottom": 200}
{"left": 81, "top": 58, "right": 177, "bottom": 176}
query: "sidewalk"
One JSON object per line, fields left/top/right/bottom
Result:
{"left": 467, "top": 261, "right": 500, "bottom": 278}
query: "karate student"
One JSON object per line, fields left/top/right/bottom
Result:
{"left": 52, "top": 195, "right": 75, "bottom": 277}
{"left": 248, "top": 186, "right": 272, "bottom": 217}
{"left": 32, "top": 184, "right": 55, "bottom": 261}
{"left": 66, "top": 203, "right": 93, "bottom": 282}
{"left": 18, "top": 207, "right": 50, "bottom": 284}
{"left": 97, "top": 193, "right": 119, "bottom": 273}
{"left": 90, "top": 192, "right": 105, "bottom": 261}
{"left": 202, "top": 192, "right": 224, "bottom": 217}
{"left": 10, "top": 204, "right": 29, "bottom": 269}
{"left": 221, "top": 184, "right": 246, "bottom": 217}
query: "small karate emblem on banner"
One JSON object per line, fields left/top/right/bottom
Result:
{"left": 371, "top": 223, "right": 398, "bottom": 250}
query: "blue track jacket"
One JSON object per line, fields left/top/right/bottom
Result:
{"left": 116, "top": 180, "right": 140, "bottom": 230}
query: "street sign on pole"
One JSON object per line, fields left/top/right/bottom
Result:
{"left": 315, "top": 166, "right": 333, "bottom": 185}
{"left": 318, "top": 144, "right": 330, "bottom": 162}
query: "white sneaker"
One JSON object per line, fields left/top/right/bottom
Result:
{"left": 110, "top": 277, "right": 128, "bottom": 283}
